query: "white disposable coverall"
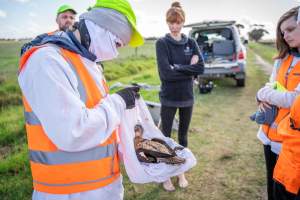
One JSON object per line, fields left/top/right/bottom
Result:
{"left": 18, "top": 46, "right": 125, "bottom": 200}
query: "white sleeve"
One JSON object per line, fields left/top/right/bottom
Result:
{"left": 257, "top": 84, "right": 300, "bottom": 108}
{"left": 18, "top": 47, "right": 126, "bottom": 152}
{"left": 257, "top": 59, "right": 300, "bottom": 108}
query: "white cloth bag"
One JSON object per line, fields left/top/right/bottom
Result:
{"left": 118, "top": 98, "right": 197, "bottom": 183}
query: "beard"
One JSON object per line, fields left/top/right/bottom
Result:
{"left": 59, "top": 23, "right": 73, "bottom": 31}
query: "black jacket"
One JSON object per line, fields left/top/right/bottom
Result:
{"left": 156, "top": 34, "right": 204, "bottom": 107}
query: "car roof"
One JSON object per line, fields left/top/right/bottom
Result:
{"left": 184, "top": 20, "right": 236, "bottom": 29}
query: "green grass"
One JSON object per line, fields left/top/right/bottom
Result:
{"left": 0, "top": 41, "right": 270, "bottom": 199}
{"left": 121, "top": 48, "right": 269, "bottom": 200}
{"left": 117, "top": 40, "right": 156, "bottom": 59}
{"left": 103, "top": 56, "right": 156, "bottom": 81}
{"left": 0, "top": 106, "right": 25, "bottom": 146}
{"left": 0, "top": 41, "right": 23, "bottom": 109}
{"left": 248, "top": 42, "right": 277, "bottom": 64}
{"left": 182, "top": 50, "right": 268, "bottom": 200}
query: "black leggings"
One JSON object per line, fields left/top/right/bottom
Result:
{"left": 264, "top": 145, "right": 278, "bottom": 200}
{"left": 160, "top": 105, "right": 193, "bottom": 147}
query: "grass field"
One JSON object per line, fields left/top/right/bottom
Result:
{"left": 248, "top": 42, "right": 277, "bottom": 64}
{"left": 0, "top": 40, "right": 273, "bottom": 199}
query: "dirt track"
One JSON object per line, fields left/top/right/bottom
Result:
{"left": 252, "top": 49, "right": 273, "bottom": 75}
{"left": 252, "top": 50, "right": 273, "bottom": 200}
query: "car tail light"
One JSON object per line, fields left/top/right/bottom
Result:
{"left": 238, "top": 50, "right": 244, "bottom": 60}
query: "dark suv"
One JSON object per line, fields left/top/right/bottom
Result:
{"left": 185, "top": 20, "right": 247, "bottom": 87}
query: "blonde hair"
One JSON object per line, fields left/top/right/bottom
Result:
{"left": 166, "top": 2, "right": 185, "bottom": 23}
{"left": 275, "top": 6, "right": 300, "bottom": 59}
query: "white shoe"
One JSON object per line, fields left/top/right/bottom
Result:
{"left": 162, "top": 179, "right": 175, "bottom": 191}
{"left": 178, "top": 174, "right": 189, "bottom": 188}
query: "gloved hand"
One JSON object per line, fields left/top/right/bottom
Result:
{"left": 116, "top": 86, "right": 140, "bottom": 109}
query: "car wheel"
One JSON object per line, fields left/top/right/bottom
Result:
{"left": 236, "top": 78, "right": 245, "bottom": 87}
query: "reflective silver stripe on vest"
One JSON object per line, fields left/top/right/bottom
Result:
{"left": 47, "top": 45, "right": 87, "bottom": 103}
{"left": 111, "top": 142, "right": 116, "bottom": 174}
{"left": 33, "top": 173, "right": 119, "bottom": 187}
{"left": 270, "top": 122, "right": 278, "bottom": 129}
{"left": 30, "top": 143, "right": 114, "bottom": 165}
{"left": 25, "top": 111, "right": 41, "bottom": 125}
{"left": 24, "top": 49, "right": 88, "bottom": 126}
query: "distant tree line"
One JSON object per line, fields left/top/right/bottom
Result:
{"left": 236, "top": 23, "right": 270, "bottom": 42}
{"left": 247, "top": 24, "right": 269, "bottom": 42}
{"left": 0, "top": 25, "right": 271, "bottom": 43}
{"left": 0, "top": 38, "right": 32, "bottom": 41}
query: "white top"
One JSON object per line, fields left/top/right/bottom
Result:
{"left": 256, "top": 56, "right": 300, "bottom": 154}
{"left": 18, "top": 46, "right": 126, "bottom": 200}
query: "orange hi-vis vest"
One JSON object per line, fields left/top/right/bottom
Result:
{"left": 273, "top": 95, "right": 300, "bottom": 194}
{"left": 47, "top": 31, "right": 57, "bottom": 35}
{"left": 262, "top": 55, "right": 300, "bottom": 142}
{"left": 19, "top": 45, "right": 118, "bottom": 194}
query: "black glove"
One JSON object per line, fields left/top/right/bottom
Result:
{"left": 116, "top": 86, "right": 140, "bottom": 109}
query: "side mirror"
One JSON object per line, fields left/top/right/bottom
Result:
{"left": 243, "top": 39, "right": 248, "bottom": 45}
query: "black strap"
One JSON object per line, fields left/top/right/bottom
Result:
{"left": 290, "top": 49, "right": 300, "bottom": 57}
{"left": 77, "top": 20, "right": 91, "bottom": 51}
{"left": 290, "top": 118, "right": 300, "bottom": 131}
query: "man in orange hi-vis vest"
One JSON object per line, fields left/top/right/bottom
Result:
{"left": 18, "top": 0, "right": 144, "bottom": 199}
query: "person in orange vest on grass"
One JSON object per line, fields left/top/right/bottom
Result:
{"left": 255, "top": 6, "right": 300, "bottom": 200}
{"left": 273, "top": 94, "right": 300, "bottom": 199}
{"left": 55, "top": 4, "right": 77, "bottom": 32}
{"left": 18, "top": 0, "right": 144, "bottom": 199}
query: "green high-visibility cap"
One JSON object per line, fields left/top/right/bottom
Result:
{"left": 93, "top": 0, "right": 144, "bottom": 47}
{"left": 57, "top": 4, "right": 77, "bottom": 15}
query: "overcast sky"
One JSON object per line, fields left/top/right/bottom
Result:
{"left": 0, "top": 0, "right": 299, "bottom": 39}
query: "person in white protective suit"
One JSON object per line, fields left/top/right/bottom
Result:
{"left": 18, "top": 0, "right": 144, "bottom": 199}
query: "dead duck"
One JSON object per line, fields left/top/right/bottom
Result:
{"left": 134, "top": 124, "right": 186, "bottom": 165}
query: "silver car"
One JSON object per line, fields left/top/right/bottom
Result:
{"left": 185, "top": 20, "right": 247, "bottom": 87}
